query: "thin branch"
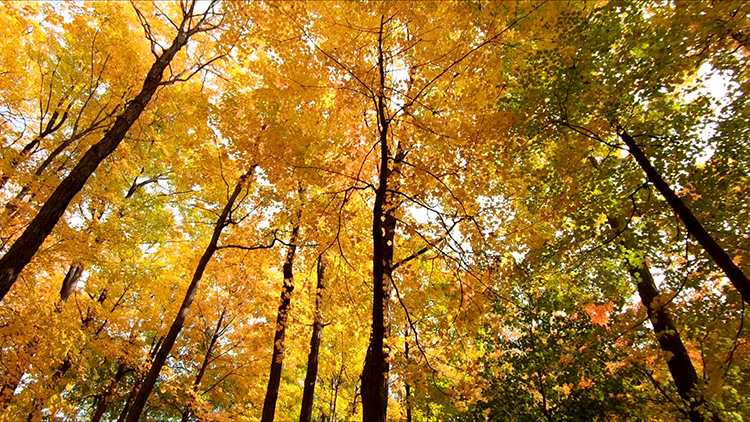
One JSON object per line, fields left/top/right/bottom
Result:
{"left": 216, "top": 234, "right": 278, "bottom": 251}
{"left": 159, "top": 54, "right": 226, "bottom": 86}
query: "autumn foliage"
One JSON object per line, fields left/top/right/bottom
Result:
{"left": 1, "top": 1, "right": 749, "bottom": 422}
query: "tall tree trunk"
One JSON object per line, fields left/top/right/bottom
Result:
{"left": 609, "top": 216, "right": 715, "bottom": 422}
{"left": 260, "top": 224, "right": 300, "bottom": 422}
{"left": 404, "top": 334, "right": 412, "bottom": 422}
{"left": 116, "top": 376, "right": 142, "bottom": 422}
{"left": 0, "top": 264, "right": 83, "bottom": 410}
{"left": 361, "top": 16, "right": 402, "bottom": 422}
{"left": 360, "top": 101, "right": 396, "bottom": 422}
{"left": 59, "top": 264, "right": 83, "bottom": 302}
{"left": 124, "top": 170, "right": 253, "bottom": 422}
{"left": 180, "top": 309, "right": 226, "bottom": 422}
{"left": 0, "top": 367, "right": 23, "bottom": 410}
{"left": 629, "top": 261, "right": 713, "bottom": 422}
{"left": 332, "top": 364, "right": 343, "bottom": 422}
{"left": 0, "top": 5, "right": 202, "bottom": 303}
{"left": 618, "top": 129, "right": 750, "bottom": 304}
{"left": 0, "top": 332, "right": 43, "bottom": 410}
{"left": 300, "top": 256, "right": 326, "bottom": 422}
{"left": 91, "top": 363, "right": 128, "bottom": 422}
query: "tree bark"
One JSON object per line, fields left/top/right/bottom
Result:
{"left": 628, "top": 261, "right": 713, "bottom": 422}
{"left": 361, "top": 16, "right": 401, "bottom": 422}
{"left": 117, "top": 336, "right": 160, "bottom": 421}
{"left": 404, "top": 342, "right": 412, "bottom": 422}
{"left": 300, "top": 256, "right": 326, "bottom": 422}
{"left": 0, "top": 7, "right": 198, "bottom": 303}
{"left": 60, "top": 264, "right": 83, "bottom": 302}
{"left": 332, "top": 364, "right": 343, "bottom": 422}
{"left": 0, "top": 335, "right": 42, "bottom": 410}
{"left": 91, "top": 363, "right": 128, "bottom": 422}
{"left": 608, "top": 216, "right": 715, "bottom": 422}
{"left": 404, "top": 333, "right": 412, "bottom": 422}
{"left": 0, "top": 367, "right": 23, "bottom": 410}
{"left": 0, "top": 264, "right": 82, "bottom": 409}
{"left": 260, "top": 224, "right": 299, "bottom": 422}
{"left": 360, "top": 105, "right": 396, "bottom": 422}
{"left": 124, "top": 170, "right": 252, "bottom": 422}
{"left": 619, "top": 130, "right": 750, "bottom": 304}
{"left": 180, "top": 309, "right": 226, "bottom": 422}
{"left": 116, "top": 376, "right": 141, "bottom": 422}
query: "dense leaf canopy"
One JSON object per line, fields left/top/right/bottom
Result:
{"left": 0, "top": 1, "right": 748, "bottom": 422}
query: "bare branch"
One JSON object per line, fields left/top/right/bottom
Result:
{"left": 216, "top": 235, "right": 278, "bottom": 252}
{"left": 159, "top": 54, "right": 226, "bottom": 86}
{"left": 131, "top": 1, "right": 162, "bottom": 59}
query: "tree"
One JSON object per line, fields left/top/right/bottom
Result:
{"left": 467, "top": 279, "right": 656, "bottom": 422}
{"left": 0, "top": 0, "right": 223, "bottom": 302}
{"left": 261, "top": 222, "right": 300, "bottom": 422}
{"left": 2, "top": 2, "right": 750, "bottom": 421}
{"left": 300, "top": 255, "right": 326, "bottom": 422}
{"left": 124, "top": 168, "right": 260, "bottom": 422}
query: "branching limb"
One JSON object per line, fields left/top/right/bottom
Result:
{"left": 159, "top": 54, "right": 226, "bottom": 86}
{"left": 216, "top": 233, "right": 279, "bottom": 251}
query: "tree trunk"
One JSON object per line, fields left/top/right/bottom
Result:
{"left": 0, "top": 8, "right": 198, "bottom": 303}
{"left": 0, "top": 368, "right": 23, "bottom": 410}
{"left": 608, "top": 216, "right": 715, "bottom": 422}
{"left": 0, "top": 263, "right": 81, "bottom": 408}
{"left": 332, "top": 364, "right": 343, "bottom": 422}
{"left": 0, "top": 335, "right": 42, "bottom": 410}
{"left": 116, "top": 376, "right": 141, "bottom": 422}
{"left": 361, "top": 16, "right": 402, "bottom": 422}
{"left": 91, "top": 363, "right": 128, "bottom": 422}
{"left": 300, "top": 256, "right": 326, "bottom": 422}
{"left": 404, "top": 336, "right": 412, "bottom": 422}
{"left": 628, "top": 261, "right": 713, "bottom": 422}
{"left": 260, "top": 224, "right": 300, "bottom": 422}
{"left": 180, "top": 309, "right": 226, "bottom": 422}
{"left": 618, "top": 129, "right": 750, "bottom": 304}
{"left": 124, "top": 171, "right": 253, "bottom": 422}
{"left": 60, "top": 264, "right": 83, "bottom": 302}
{"left": 360, "top": 113, "right": 397, "bottom": 422}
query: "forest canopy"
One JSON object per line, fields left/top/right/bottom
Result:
{"left": 0, "top": 1, "right": 748, "bottom": 421}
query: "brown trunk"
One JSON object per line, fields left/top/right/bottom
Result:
{"left": 0, "top": 336, "right": 41, "bottom": 409}
{"left": 608, "top": 216, "right": 715, "bottom": 422}
{"left": 300, "top": 256, "right": 326, "bottom": 422}
{"left": 619, "top": 130, "right": 750, "bottom": 304}
{"left": 360, "top": 105, "right": 396, "bottom": 422}
{"left": 116, "top": 377, "right": 141, "bottom": 422}
{"left": 51, "top": 358, "right": 72, "bottom": 381}
{"left": 91, "top": 363, "right": 128, "bottom": 422}
{"left": 332, "top": 364, "right": 343, "bottom": 422}
{"left": 404, "top": 336, "right": 412, "bottom": 422}
{"left": 361, "top": 16, "right": 400, "bottom": 422}
{"left": 349, "top": 383, "right": 359, "bottom": 419}
{"left": 0, "top": 8, "right": 197, "bottom": 303}
{"left": 628, "top": 262, "right": 712, "bottom": 422}
{"left": 60, "top": 264, "right": 83, "bottom": 302}
{"left": 260, "top": 225, "right": 300, "bottom": 422}
{"left": 180, "top": 309, "right": 226, "bottom": 422}
{"left": 0, "top": 368, "right": 23, "bottom": 410}
{"left": 124, "top": 170, "right": 253, "bottom": 422}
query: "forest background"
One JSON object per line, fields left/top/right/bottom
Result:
{"left": 0, "top": 1, "right": 748, "bottom": 421}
